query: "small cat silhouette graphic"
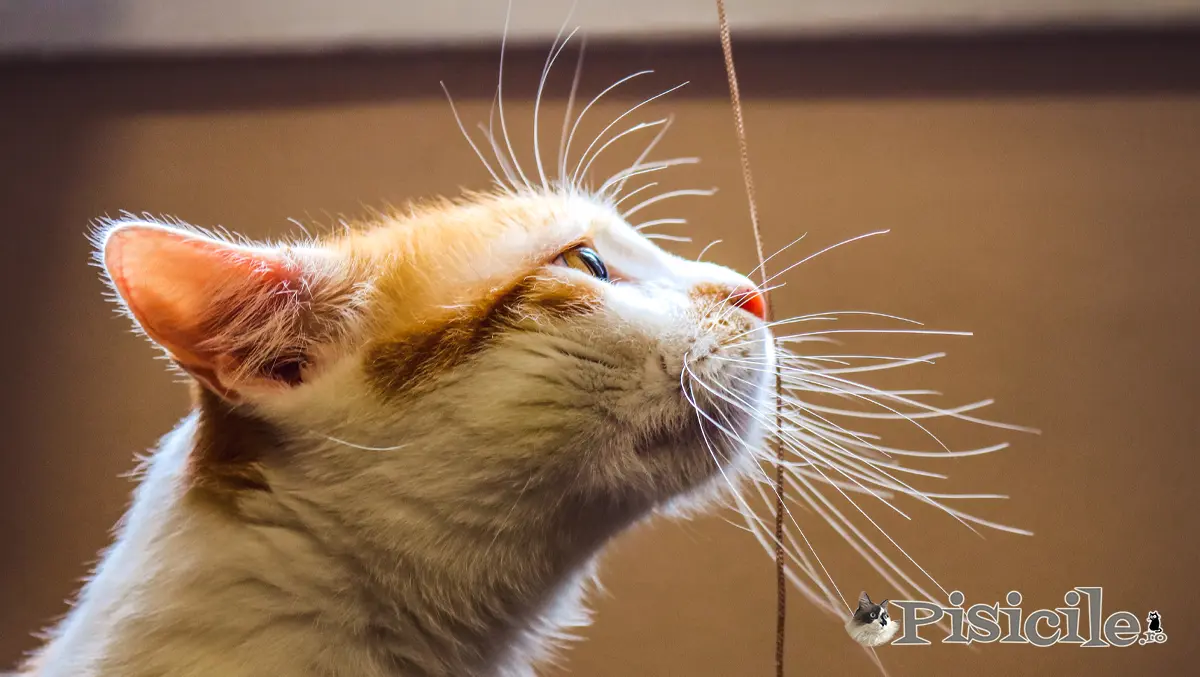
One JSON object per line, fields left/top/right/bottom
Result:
{"left": 1140, "top": 610, "right": 1167, "bottom": 645}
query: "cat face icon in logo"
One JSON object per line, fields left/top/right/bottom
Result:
{"left": 1139, "top": 611, "right": 1167, "bottom": 645}
{"left": 845, "top": 591, "right": 898, "bottom": 647}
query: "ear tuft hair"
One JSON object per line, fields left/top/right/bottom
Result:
{"left": 94, "top": 217, "right": 366, "bottom": 397}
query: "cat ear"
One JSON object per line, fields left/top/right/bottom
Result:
{"left": 879, "top": 599, "right": 889, "bottom": 609}
{"left": 857, "top": 591, "right": 872, "bottom": 609}
{"left": 99, "top": 220, "right": 361, "bottom": 400}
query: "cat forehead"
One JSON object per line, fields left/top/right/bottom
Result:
{"left": 347, "top": 192, "right": 619, "bottom": 254}
{"left": 345, "top": 193, "right": 625, "bottom": 278}
{"left": 337, "top": 191, "right": 679, "bottom": 321}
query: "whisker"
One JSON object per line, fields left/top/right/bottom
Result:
{"left": 698, "top": 239, "right": 723, "bottom": 261}
{"left": 744, "top": 233, "right": 809, "bottom": 282}
{"left": 611, "top": 182, "right": 659, "bottom": 210}
{"left": 574, "top": 119, "right": 667, "bottom": 188}
{"left": 644, "top": 233, "right": 693, "bottom": 243}
{"left": 622, "top": 188, "right": 718, "bottom": 218}
{"left": 806, "top": 369, "right": 1039, "bottom": 433}
{"left": 744, "top": 456, "right": 849, "bottom": 612}
{"left": 686, "top": 367, "right": 848, "bottom": 614}
{"left": 634, "top": 217, "right": 687, "bottom": 231}
{"left": 478, "top": 119, "right": 521, "bottom": 192}
{"left": 793, "top": 395, "right": 997, "bottom": 422}
{"left": 782, "top": 373, "right": 959, "bottom": 454}
{"left": 572, "top": 82, "right": 689, "bottom": 186}
{"left": 534, "top": 13, "right": 581, "bottom": 191}
{"left": 496, "top": 0, "right": 532, "bottom": 189}
{"left": 777, "top": 328, "right": 973, "bottom": 341}
{"left": 315, "top": 434, "right": 407, "bottom": 452}
{"left": 690, "top": 370, "right": 913, "bottom": 520}
{"left": 787, "top": 470, "right": 950, "bottom": 600}
{"left": 680, "top": 366, "right": 773, "bottom": 544}
{"left": 599, "top": 157, "right": 701, "bottom": 195}
{"left": 814, "top": 353, "right": 945, "bottom": 375}
{"left": 721, "top": 311, "right": 927, "bottom": 347}
{"left": 439, "top": 82, "right": 510, "bottom": 193}
{"left": 609, "top": 115, "right": 674, "bottom": 197}
{"left": 562, "top": 69, "right": 655, "bottom": 188}
{"left": 758, "top": 230, "right": 891, "bottom": 290}
{"left": 557, "top": 34, "right": 587, "bottom": 186}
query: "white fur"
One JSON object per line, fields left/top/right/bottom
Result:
{"left": 845, "top": 615, "right": 899, "bottom": 648}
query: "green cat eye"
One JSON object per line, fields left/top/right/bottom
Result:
{"left": 555, "top": 246, "right": 609, "bottom": 281}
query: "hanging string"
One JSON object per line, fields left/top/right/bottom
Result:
{"left": 714, "top": 2, "right": 788, "bottom": 676}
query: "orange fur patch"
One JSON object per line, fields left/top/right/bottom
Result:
{"left": 365, "top": 271, "right": 602, "bottom": 399}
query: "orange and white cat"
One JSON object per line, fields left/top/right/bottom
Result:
{"left": 20, "top": 190, "right": 773, "bottom": 677}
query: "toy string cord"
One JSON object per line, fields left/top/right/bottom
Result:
{"left": 714, "top": 2, "right": 789, "bottom": 676}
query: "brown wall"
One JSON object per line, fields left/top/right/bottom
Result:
{"left": 2, "top": 33, "right": 1198, "bottom": 676}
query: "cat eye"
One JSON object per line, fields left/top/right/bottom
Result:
{"left": 555, "top": 246, "right": 609, "bottom": 281}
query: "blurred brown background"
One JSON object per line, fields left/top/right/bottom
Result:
{"left": 2, "top": 29, "right": 1199, "bottom": 677}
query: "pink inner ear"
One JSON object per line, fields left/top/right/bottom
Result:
{"left": 104, "top": 223, "right": 293, "bottom": 369}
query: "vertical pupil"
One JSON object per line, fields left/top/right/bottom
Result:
{"left": 576, "top": 248, "right": 608, "bottom": 280}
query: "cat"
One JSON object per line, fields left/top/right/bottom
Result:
{"left": 845, "top": 591, "right": 898, "bottom": 647}
{"left": 16, "top": 190, "right": 773, "bottom": 677}
{"left": 1147, "top": 610, "right": 1162, "bottom": 633}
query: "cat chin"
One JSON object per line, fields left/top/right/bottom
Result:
{"left": 844, "top": 617, "right": 901, "bottom": 647}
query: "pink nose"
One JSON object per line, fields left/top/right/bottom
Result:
{"left": 730, "top": 286, "right": 767, "bottom": 320}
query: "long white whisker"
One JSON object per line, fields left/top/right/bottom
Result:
{"left": 777, "top": 328, "right": 974, "bottom": 341}
{"left": 698, "top": 239, "right": 723, "bottom": 261}
{"left": 557, "top": 34, "right": 587, "bottom": 186}
{"left": 788, "top": 469, "right": 948, "bottom": 600}
{"left": 611, "top": 182, "right": 659, "bottom": 210}
{"left": 599, "top": 157, "right": 701, "bottom": 195}
{"left": 573, "top": 119, "right": 667, "bottom": 189}
{"left": 622, "top": 188, "right": 717, "bottom": 218}
{"left": 769, "top": 374, "right": 1024, "bottom": 535}
{"left": 634, "top": 217, "right": 687, "bottom": 231}
{"left": 562, "top": 69, "right": 654, "bottom": 189}
{"left": 610, "top": 114, "right": 675, "bottom": 196}
{"left": 782, "top": 371, "right": 958, "bottom": 454}
{"left": 439, "top": 82, "right": 510, "bottom": 193}
{"left": 691, "top": 369, "right": 913, "bottom": 521}
{"left": 721, "top": 312, "right": 927, "bottom": 347}
{"left": 744, "top": 233, "right": 809, "bottom": 282}
{"left": 807, "top": 370, "right": 1039, "bottom": 434}
{"left": 316, "top": 434, "right": 407, "bottom": 452}
{"left": 496, "top": 0, "right": 531, "bottom": 190}
{"left": 715, "top": 345, "right": 1026, "bottom": 535}
{"left": 815, "top": 352, "right": 945, "bottom": 375}
{"left": 478, "top": 119, "right": 520, "bottom": 192}
{"left": 795, "top": 396, "right": 997, "bottom": 422}
{"left": 572, "top": 82, "right": 689, "bottom": 186}
{"left": 685, "top": 367, "right": 848, "bottom": 614}
{"left": 534, "top": 14, "right": 580, "bottom": 191}
{"left": 759, "top": 230, "right": 891, "bottom": 289}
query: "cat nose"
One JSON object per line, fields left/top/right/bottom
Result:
{"left": 729, "top": 285, "right": 766, "bottom": 320}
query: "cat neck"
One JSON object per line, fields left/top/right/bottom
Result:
{"left": 28, "top": 392, "right": 639, "bottom": 677}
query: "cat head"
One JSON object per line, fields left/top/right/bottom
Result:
{"left": 97, "top": 190, "right": 772, "bottom": 552}
{"left": 852, "top": 591, "right": 891, "bottom": 627}
{"left": 1148, "top": 611, "right": 1160, "bottom": 621}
